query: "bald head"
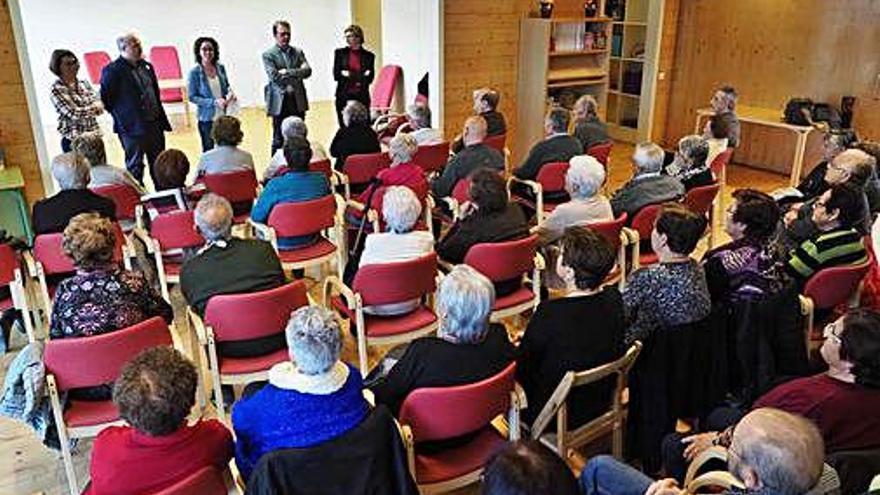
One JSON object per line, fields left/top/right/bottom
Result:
{"left": 194, "top": 193, "right": 233, "bottom": 241}
{"left": 730, "top": 408, "right": 825, "bottom": 494}
{"left": 462, "top": 116, "right": 488, "bottom": 147}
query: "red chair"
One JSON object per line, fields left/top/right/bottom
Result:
{"left": 371, "top": 65, "right": 402, "bottom": 114}
{"left": 683, "top": 182, "right": 721, "bottom": 247}
{"left": 149, "top": 46, "right": 190, "bottom": 126}
{"left": 0, "top": 244, "right": 36, "bottom": 342}
{"left": 589, "top": 213, "right": 631, "bottom": 290}
{"left": 464, "top": 235, "right": 544, "bottom": 322}
{"left": 508, "top": 161, "right": 569, "bottom": 223}
{"left": 413, "top": 141, "right": 451, "bottom": 174}
{"left": 341, "top": 152, "right": 392, "bottom": 196}
{"left": 92, "top": 183, "right": 142, "bottom": 229}
{"left": 346, "top": 185, "right": 433, "bottom": 236}
{"left": 710, "top": 148, "right": 734, "bottom": 179}
{"left": 189, "top": 281, "right": 309, "bottom": 421}
{"left": 586, "top": 141, "right": 614, "bottom": 167}
{"left": 149, "top": 466, "right": 228, "bottom": 495}
{"left": 433, "top": 177, "right": 473, "bottom": 227}
{"left": 484, "top": 134, "right": 506, "bottom": 152}
{"left": 623, "top": 204, "right": 664, "bottom": 268}
{"left": 398, "top": 362, "right": 523, "bottom": 492}
{"left": 135, "top": 210, "right": 206, "bottom": 301}
{"left": 202, "top": 170, "right": 259, "bottom": 223}
{"left": 324, "top": 253, "right": 439, "bottom": 374}
{"left": 45, "top": 316, "right": 172, "bottom": 495}
{"left": 249, "top": 194, "right": 345, "bottom": 276}
{"left": 83, "top": 51, "right": 111, "bottom": 85}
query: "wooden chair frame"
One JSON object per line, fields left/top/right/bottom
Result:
{"left": 506, "top": 176, "right": 548, "bottom": 223}
{"left": 5, "top": 264, "right": 37, "bottom": 343}
{"left": 799, "top": 280, "right": 864, "bottom": 356}
{"left": 489, "top": 251, "right": 545, "bottom": 323}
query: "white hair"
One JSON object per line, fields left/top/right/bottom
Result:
{"left": 407, "top": 104, "right": 432, "bottom": 129}
{"left": 382, "top": 186, "right": 422, "bottom": 234}
{"left": 116, "top": 32, "right": 139, "bottom": 52}
{"left": 566, "top": 155, "right": 605, "bottom": 199}
{"left": 437, "top": 265, "right": 495, "bottom": 344}
{"left": 633, "top": 142, "right": 665, "bottom": 174}
{"left": 281, "top": 116, "right": 308, "bottom": 141}
{"left": 51, "top": 152, "right": 90, "bottom": 190}
{"left": 194, "top": 193, "right": 233, "bottom": 241}
{"left": 285, "top": 306, "right": 342, "bottom": 375}
{"left": 388, "top": 133, "right": 418, "bottom": 165}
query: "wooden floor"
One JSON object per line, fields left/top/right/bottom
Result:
{"left": 2, "top": 105, "right": 791, "bottom": 495}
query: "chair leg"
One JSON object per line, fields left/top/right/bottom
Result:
{"left": 612, "top": 420, "right": 623, "bottom": 459}
{"left": 48, "top": 376, "right": 79, "bottom": 495}
{"left": 206, "top": 330, "right": 227, "bottom": 423}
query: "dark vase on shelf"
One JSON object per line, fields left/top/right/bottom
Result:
{"left": 539, "top": 1, "right": 554, "bottom": 18}
{"left": 584, "top": 0, "right": 598, "bottom": 17}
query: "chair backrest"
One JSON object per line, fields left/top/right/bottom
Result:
{"left": 413, "top": 141, "right": 451, "bottom": 174}
{"left": 629, "top": 204, "right": 664, "bottom": 240}
{"left": 202, "top": 170, "right": 259, "bottom": 203}
{"left": 451, "top": 177, "right": 472, "bottom": 203}
{"left": 484, "top": 134, "right": 507, "bottom": 152}
{"left": 464, "top": 234, "right": 537, "bottom": 283}
{"left": 683, "top": 182, "right": 721, "bottom": 216}
{"left": 267, "top": 195, "right": 337, "bottom": 238}
{"left": 44, "top": 316, "right": 171, "bottom": 391}
{"left": 92, "top": 183, "right": 142, "bottom": 221}
{"left": 535, "top": 161, "right": 570, "bottom": 194}
{"left": 204, "top": 280, "right": 309, "bottom": 342}
{"left": 148, "top": 46, "right": 184, "bottom": 102}
{"left": 353, "top": 252, "right": 437, "bottom": 306}
{"left": 151, "top": 210, "right": 205, "bottom": 252}
{"left": 589, "top": 213, "right": 628, "bottom": 249}
{"left": 33, "top": 223, "right": 126, "bottom": 276}
{"left": 803, "top": 254, "right": 873, "bottom": 310}
{"left": 371, "top": 65, "right": 402, "bottom": 109}
{"left": 343, "top": 152, "right": 391, "bottom": 186}
{"left": 149, "top": 466, "right": 227, "bottom": 495}
{"left": 586, "top": 141, "right": 613, "bottom": 166}
{"left": 308, "top": 159, "right": 333, "bottom": 181}
{"left": 83, "top": 51, "right": 111, "bottom": 85}
{"left": 0, "top": 243, "right": 16, "bottom": 287}
{"left": 710, "top": 148, "right": 734, "bottom": 176}
{"left": 399, "top": 362, "right": 516, "bottom": 442}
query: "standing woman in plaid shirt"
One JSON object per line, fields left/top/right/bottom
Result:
{"left": 49, "top": 49, "right": 103, "bottom": 152}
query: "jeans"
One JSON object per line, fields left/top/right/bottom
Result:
{"left": 197, "top": 120, "right": 214, "bottom": 151}
{"left": 580, "top": 455, "right": 654, "bottom": 495}
{"left": 120, "top": 125, "right": 166, "bottom": 185}
{"left": 61, "top": 137, "right": 72, "bottom": 152}
{"left": 271, "top": 93, "right": 305, "bottom": 155}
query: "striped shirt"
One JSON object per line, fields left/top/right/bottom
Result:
{"left": 786, "top": 228, "right": 867, "bottom": 283}
{"left": 49, "top": 78, "right": 100, "bottom": 139}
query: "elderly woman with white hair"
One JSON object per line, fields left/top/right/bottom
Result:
{"left": 264, "top": 115, "right": 329, "bottom": 182}
{"left": 537, "top": 155, "right": 613, "bottom": 246}
{"left": 31, "top": 151, "right": 117, "bottom": 234}
{"left": 353, "top": 133, "right": 429, "bottom": 210}
{"left": 371, "top": 264, "right": 516, "bottom": 415}
{"left": 664, "top": 134, "right": 714, "bottom": 191}
{"left": 231, "top": 305, "right": 370, "bottom": 480}
{"left": 402, "top": 104, "right": 443, "bottom": 145}
{"left": 572, "top": 95, "right": 609, "bottom": 151}
{"left": 329, "top": 100, "right": 381, "bottom": 170}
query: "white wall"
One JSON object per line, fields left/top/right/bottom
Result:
{"left": 18, "top": 0, "right": 352, "bottom": 128}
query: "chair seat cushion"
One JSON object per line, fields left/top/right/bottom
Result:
{"left": 162, "top": 260, "right": 183, "bottom": 277}
{"left": 64, "top": 399, "right": 119, "bottom": 428}
{"left": 331, "top": 296, "right": 437, "bottom": 338}
{"left": 639, "top": 252, "right": 659, "bottom": 265}
{"left": 0, "top": 295, "right": 12, "bottom": 312}
{"left": 277, "top": 239, "right": 336, "bottom": 264}
{"left": 414, "top": 426, "right": 508, "bottom": 484}
{"left": 218, "top": 348, "right": 290, "bottom": 375}
{"left": 494, "top": 287, "right": 535, "bottom": 311}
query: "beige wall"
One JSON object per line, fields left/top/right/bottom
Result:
{"left": 351, "top": 0, "right": 383, "bottom": 69}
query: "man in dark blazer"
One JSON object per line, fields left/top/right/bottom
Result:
{"left": 333, "top": 25, "right": 375, "bottom": 127}
{"left": 100, "top": 33, "right": 171, "bottom": 186}
{"left": 263, "top": 20, "right": 312, "bottom": 155}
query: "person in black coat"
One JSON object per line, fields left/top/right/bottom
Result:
{"left": 333, "top": 25, "right": 376, "bottom": 127}
{"left": 329, "top": 100, "right": 381, "bottom": 170}
{"left": 32, "top": 152, "right": 116, "bottom": 235}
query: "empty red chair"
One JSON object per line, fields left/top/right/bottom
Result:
{"left": 149, "top": 46, "right": 190, "bottom": 126}
{"left": 325, "top": 253, "right": 439, "bottom": 374}
{"left": 398, "top": 362, "right": 523, "bottom": 492}
{"left": 484, "top": 134, "right": 507, "bottom": 152}
{"left": 623, "top": 203, "right": 664, "bottom": 268}
{"left": 189, "top": 281, "right": 309, "bottom": 421}
{"left": 341, "top": 152, "right": 392, "bottom": 194}
{"left": 509, "top": 161, "right": 569, "bottom": 223}
{"left": 92, "top": 183, "right": 142, "bottom": 228}
{"left": 800, "top": 251, "right": 873, "bottom": 347}
{"left": 589, "top": 213, "right": 631, "bottom": 290}
{"left": 202, "top": 170, "right": 259, "bottom": 222}
{"left": 148, "top": 466, "right": 228, "bottom": 495}
{"left": 710, "top": 148, "right": 734, "bottom": 178}
{"left": 45, "top": 316, "right": 172, "bottom": 495}
{"left": 464, "top": 235, "right": 543, "bottom": 322}
{"left": 138, "top": 210, "right": 206, "bottom": 301}
{"left": 0, "top": 244, "right": 36, "bottom": 342}
{"left": 586, "top": 141, "right": 613, "bottom": 166}
{"left": 371, "top": 65, "right": 402, "bottom": 114}
{"left": 83, "top": 51, "right": 111, "bottom": 85}
{"left": 413, "top": 141, "right": 451, "bottom": 174}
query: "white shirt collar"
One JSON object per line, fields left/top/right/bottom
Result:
{"left": 196, "top": 238, "right": 229, "bottom": 256}
{"left": 268, "top": 361, "right": 350, "bottom": 395}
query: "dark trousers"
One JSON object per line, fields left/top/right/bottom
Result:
{"left": 60, "top": 137, "right": 72, "bottom": 152}
{"left": 120, "top": 125, "right": 166, "bottom": 185}
{"left": 271, "top": 93, "right": 305, "bottom": 155}
{"left": 197, "top": 120, "right": 214, "bottom": 152}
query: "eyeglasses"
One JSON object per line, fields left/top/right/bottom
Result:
{"left": 814, "top": 199, "right": 829, "bottom": 210}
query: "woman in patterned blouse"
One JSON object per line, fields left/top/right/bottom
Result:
{"left": 49, "top": 49, "right": 103, "bottom": 152}
{"left": 49, "top": 213, "right": 173, "bottom": 340}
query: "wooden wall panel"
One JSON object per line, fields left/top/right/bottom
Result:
{"left": 649, "top": 0, "right": 679, "bottom": 144}
{"left": 0, "top": 0, "right": 42, "bottom": 204}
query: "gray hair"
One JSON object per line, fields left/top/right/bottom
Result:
{"left": 194, "top": 193, "right": 233, "bottom": 241}
{"left": 633, "top": 142, "right": 665, "bottom": 174}
{"left": 566, "top": 155, "right": 605, "bottom": 199}
{"left": 116, "top": 33, "right": 139, "bottom": 52}
{"left": 437, "top": 265, "right": 495, "bottom": 344}
{"left": 546, "top": 107, "right": 571, "bottom": 134}
{"left": 388, "top": 133, "right": 418, "bottom": 165}
{"left": 51, "top": 152, "right": 90, "bottom": 190}
{"left": 407, "top": 104, "right": 432, "bottom": 129}
{"left": 71, "top": 132, "right": 107, "bottom": 167}
{"left": 342, "top": 100, "right": 370, "bottom": 127}
{"left": 573, "top": 94, "right": 599, "bottom": 120}
{"left": 382, "top": 186, "right": 422, "bottom": 233}
{"left": 281, "top": 116, "right": 308, "bottom": 141}
{"left": 678, "top": 135, "right": 709, "bottom": 170}
{"left": 285, "top": 306, "right": 342, "bottom": 375}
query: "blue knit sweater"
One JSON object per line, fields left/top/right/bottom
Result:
{"left": 250, "top": 171, "right": 330, "bottom": 249}
{"left": 231, "top": 364, "right": 369, "bottom": 479}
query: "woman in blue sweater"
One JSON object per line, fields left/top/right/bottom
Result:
{"left": 187, "top": 36, "right": 236, "bottom": 151}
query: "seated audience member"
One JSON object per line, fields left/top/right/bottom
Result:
{"left": 402, "top": 103, "right": 442, "bottom": 145}
{"left": 180, "top": 194, "right": 285, "bottom": 328}
{"left": 856, "top": 140, "right": 880, "bottom": 212}
{"left": 537, "top": 155, "right": 613, "bottom": 246}
{"left": 664, "top": 135, "right": 714, "bottom": 191}
{"left": 32, "top": 152, "right": 116, "bottom": 235}
{"left": 196, "top": 115, "right": 255, "bottom": 176}
{"left": 623, "top": 203, "right": 710, "bottom": 344}
{"left": 796, "top": 129, "right": 857, "bottom": 200}
{"left": 702, "top": 85, "right": 740, "bottom": 148}
{"left": 250, "top": 137, "right": 330, "bottom": 249}
{"left": 609, "top": 142, "right": 684, "bottom": 219}
{"left": 785, "top": 183, "right": 868, "bottom": 285}
{"left": 705, "top": 113, "right": 731, "bottom": 166}
{"left": 73, "top": 132, "right": 143, "bottom": 193}
{"left": 232, "top": 306, "right": 370, "bottom": 480}
{"left": 50, "top": 212, "right": 172, "bottom": 340}
{"left": 144, "top": 149, "right": 193, "bottom": 214}
{"left": 358, "top": 186, "right": 434, "bottom": 315}
{"left": 518, "top": 227, "right": 624, "bottom": 427}
{"left": 513, "top": 107, "right": 583, "bottom": 182}
{"left": 481, "top": 440, "right": 581, "bottom": 495}
{"left": 582, "top": 408, "right": 825, "bottom": 495}
{"left": 356, "top": 133, "right": 428, "bottom": 205}
{"left": 87, "top": 347, "right": 233, "bottom": 495}
{"left": 264, "top": 116, "right": 329, "bottom": 182}
{"left": 437, "top": 169, "right": 529, "bottom": 266}
{"left": 370, "top": 264, "right": 516, "bottom": 415}
{"left": 572, "top": 94, "right": 609, "bottom": 152}
{"left": 451, "top": 87, "right": 506, "bottom": 153}
{"left": 330, "top": 100, "right": 381, "bottom": 170}
{"left": 702, "top": 189, "right": 783, "bottom": 304}
{"left": 430, "top": 116, "right": 504, "bottom": 198}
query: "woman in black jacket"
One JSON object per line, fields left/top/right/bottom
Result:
{"left": 333, "top": 25, "right": 375, "bottom": 127}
